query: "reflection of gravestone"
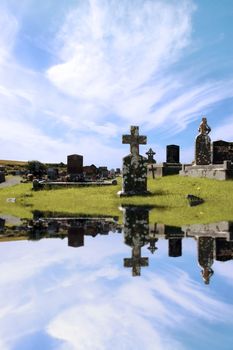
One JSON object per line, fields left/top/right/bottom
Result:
{"left": 68, "top": 226, "right": 84, "bottom": 248}
{"left": 198, "top": 237, "right": 214, "bottom": 284}
{"left": 195, "top": 117, "right": 211, "bottom": 165}
{"left": 122, "top": 206, "right": 149, "bottom": 276}
{"left": 118, "top": 126, "right": 149, "bottom": 196}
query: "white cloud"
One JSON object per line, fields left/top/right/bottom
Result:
{"left": 47, "top": 0, "right": 194, "bottom": 109}
{"left": 0, "top": 0, "right": 233, "bottom": 166}
{"left": 211, "top": 116, "right": 233, "bottom": 141}
{"left": 0, "top": 5, "right": 18, "bottom": 64}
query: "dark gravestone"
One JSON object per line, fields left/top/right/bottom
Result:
{"left": 119, "top": 126, "right": 149, "bottom": 196}
{"left": 166, "top": 145, "right": 180, "bottom": 163}
{"left": 195, "top": 117, "right": 211, "bottom": 165}
{"left": 123, "top": 206, "right": 149, "bottom": 276}
{"left": 0, "top": 171, "right": 5, "bottom": 183}
{"left": 212, "top": 140, "right": 233, "bottom": 164}
{"left": 47, "top": 168, "right": 59, "bottom": 180}
{"left": 146, "top": 148, "right": 156, "bottom": 164}
{"left": 0, "top": 218, "right": 5, "bottom": 232}
{"left": 68, "top": 226, "right": 84, "bottom": 248}
{"left": 67, "top": 154, "right": 83, "bottom": 175}
{"left": 98, "top": 166, "right": 109, "bottom": 178}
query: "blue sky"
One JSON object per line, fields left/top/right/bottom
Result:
{"left": 0, "top": 0, "right": 233, "bottom": 167}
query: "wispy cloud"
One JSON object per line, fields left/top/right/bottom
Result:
{"left": 0, "top": 0, "right": 233, "bottom": 166}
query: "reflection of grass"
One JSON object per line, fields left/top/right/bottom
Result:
{"left": 0, "top": 175, "right": 233, "bottom": 225}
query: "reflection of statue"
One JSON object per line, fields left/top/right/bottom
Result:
{"left": 198, "top": 117, "right": 211, "bottom": 136}
{"left": 201, "top": 267, "right": 214, "bottom": 285}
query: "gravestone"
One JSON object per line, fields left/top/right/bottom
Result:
{"left": 83, "top": 164, "right": 97, "bottom": 179}
{"left": 122, "top": 206, "right": 149, "bottom": 276}
{"left": 118, "top": 126, "right": 149, "bottom": 196}
{"left": 195, "top": 117, "right": 211, "bottom": 165}
{"left": 0, "top": 171, "right": 5, "bottom": 183}
{"left": 166, "top": 145, "right": 180, "bottom": 163}
{"left": 212, "top": 140, "right": 233, "bottom": 164}
{"left": 67, "top": 154, "right": 83, "bottom": 175}
{"left": 47, "top": 168, "right": 59, "bottom": 180}
{"left": 98, "top": 166, "right": 109, "bottom": 178}
{"left": 146, "top": 148, "right": 156, "bottom": 164}
{"left": 0, "top": 218, "right": 5, "bottom": 232}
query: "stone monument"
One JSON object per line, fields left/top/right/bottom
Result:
{"left": 195, "top": 117, "right": 211, "bottom": 165}
{"left": 180, "top": 117, "right": 233, "bottom": 180}
{"left": 118, "top": 126, "right": 149, "bottom": 196}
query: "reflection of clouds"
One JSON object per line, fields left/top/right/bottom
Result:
{"left": 214, "top": 261, "right": 233, "bottom": 286}
{"left": 0, "top": 236, "right": 232, "bottom": 349}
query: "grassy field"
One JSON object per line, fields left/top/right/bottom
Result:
{"left": 0, "top": 160, "right": 27, "bottom": 166}
{"left": 0, "top": 175, "right": 233, "bottom": 226}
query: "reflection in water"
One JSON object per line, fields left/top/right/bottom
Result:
{"left": 1, "top": 209, "right": 233, "bottom": 284}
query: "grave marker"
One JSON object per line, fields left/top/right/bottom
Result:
{"left": 118, "top": 126, "right": 149, "bottom": 196}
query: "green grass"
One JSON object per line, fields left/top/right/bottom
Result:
{"left": 1, "top": 175, "right": 233, "bottom": 226}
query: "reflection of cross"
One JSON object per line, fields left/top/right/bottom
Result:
{"left": 124, "top": 246, "right": 148, "bottom": 276}
{"left": 122, "top": 126, "right": 147, "bottom": 157}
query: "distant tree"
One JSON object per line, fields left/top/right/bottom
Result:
{"left": 27, "top": 160, "right": 47, "bottom": 177}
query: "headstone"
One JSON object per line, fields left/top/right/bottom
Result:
{"left": 166, "top": 145, "right": 180, "bottom": 163}
{"left": 98, "top": 166, "right": 109, "bottom": 178}
{"left": 67, "top": 154, "right": 83, "bottom": 175}
{"left": 212, "top": 140, "right": 233, "bottom": 164}
{"left": 47, "top": 167, "right": 59, "bottom": 180}
{"left": 195, "top": 117, "right": 211, "bottom": 165}
{"left": 0, "top": 171, "right": 5, "bottom": 183}
{"left": 118, "top": 126, "right": 149, "bottom": 196}
{"left": 0, "top": 218, "right": 5, "bottom": 232}
{"left": 122, "top": 206, "right": 149, "bottom": 276}
{"left": 146, "top": 148, "right": 156, "bottom": 164}
{"left": 83, "top": 165, "right": 97, "bottom": 179}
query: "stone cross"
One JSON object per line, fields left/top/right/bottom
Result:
{"left": 122, "top": 126, "right": 147, "bottom": 157}
{"left": 124, "top": 246, "right": 148, "bottom": 276}
{"left": 146, "top": 148, "right": 156, "bottom": 163}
